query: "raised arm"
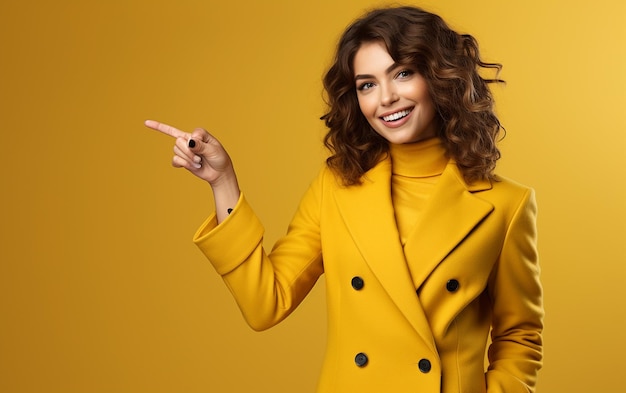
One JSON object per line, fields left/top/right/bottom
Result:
{"left": 145, "top": 120, "right": 240, "bottom": 223}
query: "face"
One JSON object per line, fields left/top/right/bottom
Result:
{"left": 353, "top": 41, "right": 438, "bottom": 144}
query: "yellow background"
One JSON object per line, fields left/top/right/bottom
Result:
{"left": 1, "top": 0, "right": 624, "bottom": 392}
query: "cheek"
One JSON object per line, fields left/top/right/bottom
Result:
{"left": 411, "top": 85, "right": 436, "bottom": 114}
{"left": 357, "top": 95, "right": 376, "bottom": 117}
{"left": 422, "top": 94, "right": 437, "bottom": 117}
{"left": 405, "top": 82, "right": 427, "bottom": 101}
{"left": 407, "top": 75, "right": 431, "bottom": 99}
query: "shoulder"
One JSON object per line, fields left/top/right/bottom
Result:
{"left": 312, "top": 164, "right": 341, "bottom": 189}
{"left": 450, "top": 160, "right": 535, "bottom": 206}
{"left": 490, "top": 174, "right": 534, "bottom": 196}
{"left": 312, "top": 162, "right": 371, "bottom": 191}
{"left": 479, "top": 174, "right": 537, "bottom": 221}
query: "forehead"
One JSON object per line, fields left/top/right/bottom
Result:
{"left": 353, "top": 41, "right": 395, "bottom": 75}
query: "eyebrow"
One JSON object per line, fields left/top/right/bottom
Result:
{"left": 354, "top": 62, "right": 400, "bottom": 81}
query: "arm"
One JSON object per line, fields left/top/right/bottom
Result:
{"left": 146, "top": 119, "right": 325, "bottom": 330}
{"left": 486, "top": 189, "right": 544, "bottom": 393}
{"left": 193, "top": 171, "right": 325, "bottom": 331}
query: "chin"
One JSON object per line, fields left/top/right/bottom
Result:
{"left": 381, "top": 134, "right": 424, "bottom": 145}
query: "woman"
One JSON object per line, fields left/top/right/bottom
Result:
{"left": 146, "top": 6, "right": 543, "bottom": 393}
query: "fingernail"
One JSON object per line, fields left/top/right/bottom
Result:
{"left": 188, "top": 139, "right": 196, "bottom": 148}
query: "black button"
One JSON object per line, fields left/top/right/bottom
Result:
{"left": 351, "top": 276, "right": 364, "bottom": 290}
{"left": 418, "top": 358, "right": 431, "bottom": 373}
{"left": 446, "top": 279, "right": 460, "bottom": 293}
{"left": 355, "top": 352, "right": 368, "bottom": 367}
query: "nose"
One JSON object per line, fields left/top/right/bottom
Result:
{"left": 380, "top": 82, "right": 399, "bottom": 106}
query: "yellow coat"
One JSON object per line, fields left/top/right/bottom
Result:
{"left": 194, "top": 157, "right": 543, "bottom": 393}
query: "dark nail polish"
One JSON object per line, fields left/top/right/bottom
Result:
{"left": 188, "top": 139, "right": 196, "bottom": 148}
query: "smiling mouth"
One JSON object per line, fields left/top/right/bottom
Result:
{"left": 381, "top": 108, "right": 413, "bottom": 122}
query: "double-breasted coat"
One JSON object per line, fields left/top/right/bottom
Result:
{"left": 194, "top": 157, "right": 544, "bottom": 393}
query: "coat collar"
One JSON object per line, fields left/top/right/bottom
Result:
{"left": 403, "top": 161, "right": 493, "bottom": 288}
{"left": 332, "top": 156, "right": 493, "bottom": 350}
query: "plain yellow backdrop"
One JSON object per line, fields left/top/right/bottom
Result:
{"left": 1, "top": 0, "right": 624, "bottom": 392}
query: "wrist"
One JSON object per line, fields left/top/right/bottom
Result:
{"left": 211, "top": 173, "right": 240, "bottom": 224}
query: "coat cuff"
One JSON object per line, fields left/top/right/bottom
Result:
{"left": 193, "top": 193, "right": 264, "bottom": 275}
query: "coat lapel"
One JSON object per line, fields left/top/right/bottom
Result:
{"left": 403, "top": 162, "right": 494, "bottom": 289}
{"left": 333, "top": 158, "right": 494, "bottom": 351}
{"left": 333, "top": 157, "right": 437, "bottom": 353}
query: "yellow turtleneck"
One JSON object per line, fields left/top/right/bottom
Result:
{"left": 390, "top": 138, "right": 448, "bottom": 246}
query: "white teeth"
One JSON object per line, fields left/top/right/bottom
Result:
{"left": 382, "top": 109, "right": 411, "bottom": 122}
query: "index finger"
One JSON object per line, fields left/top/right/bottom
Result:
{"left": 144, "top": 120, "right": 189, "bottom": 139}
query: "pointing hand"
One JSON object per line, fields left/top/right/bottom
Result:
{"left": 145, "top": 120, "right": 235, "bottom": 187}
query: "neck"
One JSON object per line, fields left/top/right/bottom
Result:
{"left": 389, "top": 138, "right": 448, "bottom": 177}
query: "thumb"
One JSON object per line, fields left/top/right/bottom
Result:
{"left": 187, "top": 128, "right": 231, "bottom": 170}
{"left": 187, "top": 128, "right": 211, "bottom": 154}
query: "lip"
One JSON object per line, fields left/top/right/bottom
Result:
{"left": 378, "top": 106, "right": 414, "bottom": 128}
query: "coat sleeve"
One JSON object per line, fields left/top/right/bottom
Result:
{"left": 486, "top": 188, "right": 544, "bottom": 393}
{"left": 192, "top": 171, "right": 325, "bottom": 331}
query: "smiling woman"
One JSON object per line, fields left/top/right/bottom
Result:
{"left": 145, "top": 5, "right": 543, "bottom": 393}
{"left": 2, "top": 0, "right": 625, "bottom": 391}
{"left": 321, "top": 7, "right": 504, "bottom": 187}
{"left": 353, "top": 41, "right": 439, "bottom": 145}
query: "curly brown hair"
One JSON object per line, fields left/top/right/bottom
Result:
{"left": 321, "top": 6, "right": 504, "bottom": 186}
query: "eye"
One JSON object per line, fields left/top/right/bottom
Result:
{"left": 396, "top": 69, "right": 414, "bottom": 79}
{"left": 357, "top": 82, "right": 375, "bottom": 91}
